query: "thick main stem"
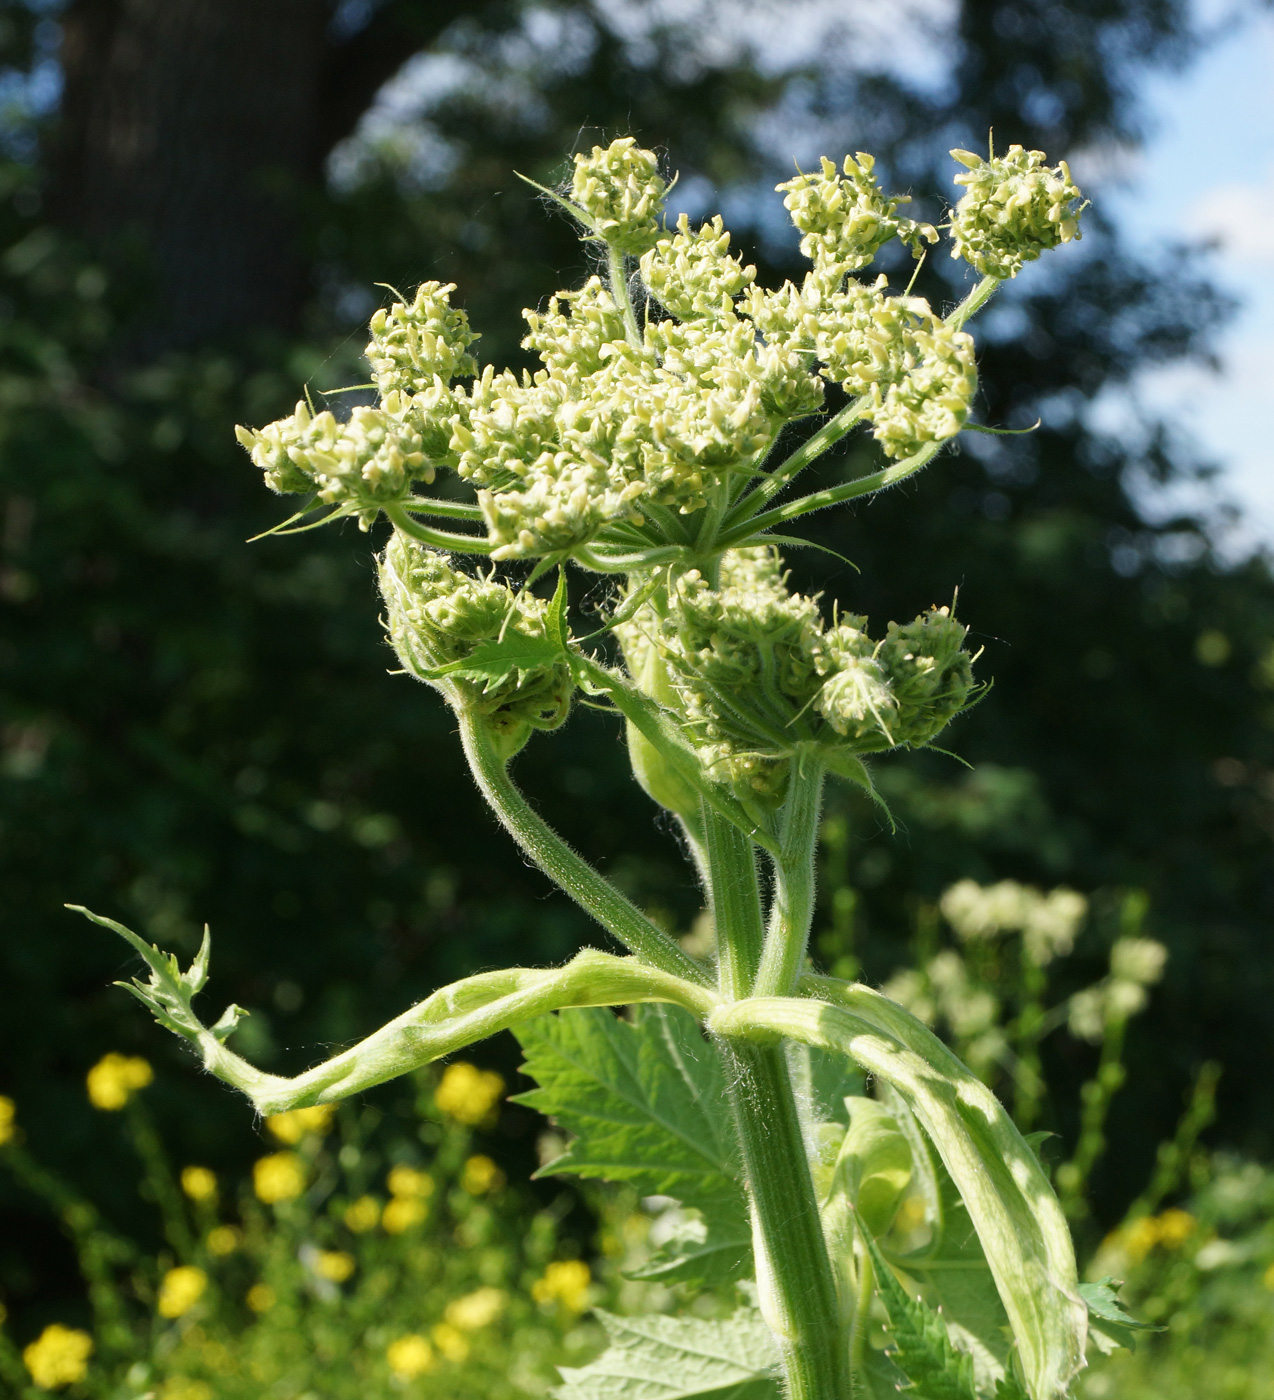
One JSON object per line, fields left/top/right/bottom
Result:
{"left": 720, "top": 1040, "right": 848, "bottom": 1400}
{"left": 703, "top": 800, "right": 847, "bottom": 1400}
{"left": 459, "top": 710, "right": 709, "bottom": 986}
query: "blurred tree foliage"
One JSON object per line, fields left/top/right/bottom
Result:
{"left": 2, "top": 0, "right": 1272, "bottom": 1329}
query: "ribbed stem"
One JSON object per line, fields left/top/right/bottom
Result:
{"left": 459, "top": 710, "right": 709, "bottom": 986}
{"left": 702, "top": 799, "right": 765, "bottom": 999}
{"left": 754, "top": 764, "right": 825, "bottom": 998}
{"left": 719, "top": 1040, "right": 850, "bottom": 1400}
{"left": 702, "top": 795, "right": 847, "bottom": 1400}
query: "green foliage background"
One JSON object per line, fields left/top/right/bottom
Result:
{"left": 2, "top": 0, "right": 1272, "bottom": 1351}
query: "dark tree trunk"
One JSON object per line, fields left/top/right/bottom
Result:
{"left": 49, "top": 0, "right": 472, "bottom": 352}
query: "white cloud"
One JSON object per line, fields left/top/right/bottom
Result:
{"left": 1187, "top": 166, "right": 1274, "bottom": 264}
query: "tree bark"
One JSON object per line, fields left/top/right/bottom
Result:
{"left": 49, "top": 0, "right": 473, "bottom": 352}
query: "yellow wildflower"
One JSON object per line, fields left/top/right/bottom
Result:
{"left": 431, "top": 1322, "right": 470, "bottom": 1362}
{"left": 162, "top": 1381, "right": 212, "bottom": 1400}
{"left": 180, "top": 1166, "right": 217, "bottom": 1202}
{"left": 206, "top": 1225, "right": 241, "bottom": 1256}
{"left": 253, "top": 1151, "right": 305, "bottom": 1204}
{"left": 532, "top": 1259, "right": 592, "bottom": 1312}
{"left": 1155, "top": 1208, "right": 1196, "bottom": 1249}
{"left": 314, "top": 1250, "right": 355, "bottom": 1283}
{"left": 265, "top": 1104, "right": 335, "bottom": 1144}
{"left": 344, "top": 1195, "right": 381, "bottom": 1232}
{"left": 86, "top": 1053, "right": 152, "bottom": 1110}
{"left": 434, "top": 1062, "right": 505, "bottom": 1126}
{"left": 382, "top": 1196, "right": 427, "bottom": 1234}
{"left": 461, "top": 1154, "right": 504, "bottom": 1195}
{"left": 445, "top": 1287, "right": 506, "bottom": 1332}
{"left": 1120, "top": 1215, "right": 1162, "bottom": 1263}
{"left": 387, "top": 1334, "right": 435, "bottom": 1380}
{"left": 23, "top": 1324, "right": 93, "bottom": 1388}
{"left": 387, "top": 1165, "right": 435, "bottom": 1199}
{"left": 158, "top": 1265, "right": 207, "bottom": 1319}
{"left": 0, "top": 1095, "right": 15, "bottom": 1145}
{"left": 246, "top": 1284, "right": 275, "bottom": 1313}
{"left": 1263, "top": 1261, "right": 1274, "bottom": 1292}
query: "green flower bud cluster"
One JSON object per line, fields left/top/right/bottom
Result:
{"left": 744, "top": 276, "right": 976, "bottom": 460}
{"left": 450, "top": 280, "right": 785, "bottom": 559}
{"left": 776, "top": 153, "right": 937, "bottom": 284}
{"left": 618, "top": 548, "right": 976, "bottom": 801}
{"left": 379, "top": 534, "right": 573, "bottom": 751}
{"left": 235, "top": 400, "right": 429, "bottom": 529}
{"left": 948, "top": 144, "right": 1086, "bottom": 280}
{"left": 365, "top": 281, "right": 479, "bottom": 396}
{"left": 570, "top": 137, "right": 668, "bottom": 254}
{"left": 639, "top": 214, "right": 756, "bottom": 321}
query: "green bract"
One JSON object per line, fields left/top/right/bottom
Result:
{"left": 97, "top": 136, "right": 1105, "bottom": 1400}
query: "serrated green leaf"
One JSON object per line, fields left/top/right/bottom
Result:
{"left": 425, "top": 631, "right": 565, "bottom": 685}
{"left": 625, "top": 1205, "right": 755, "bottom": 1287}
{"left": 513, "top": 1004, "right": 751, "bottom": 1285}
{"left": 1078, "top": 1277, "right": 1162, "bottom": 1353}
{"left": 555, "top": 1308, "right": 780, "bottom": 1400}
{"left": 861, "top": 1223, "right": 979, "bottom": 1400}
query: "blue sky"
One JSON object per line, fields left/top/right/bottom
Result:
{"left": 1086, "top": 1, "right": 1274, "bottom": 552}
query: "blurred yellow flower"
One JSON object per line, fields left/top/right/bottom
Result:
{"left": 265, "top": 1104, "right": 335, "bottom": 1144}
{"left": 445, "top": 1286, "right": 506, "bottom": 1332}
{"left": 532, "top": 1259, "right": 591, "bottom": 1312}
{"left": 314, "top": 1250, "right": 355, "bottom": 1283}
{"left": 246, "top": 1284, "right": 276, "bottom": 1313}
{"left": 431, "top": 1322, "right": 470, "bottom": 1363}
{"left": 1120, "top": 1215, "right": 1161, "bottom": 1263}
{"left": 387, "top": 1334, "right": 435, "bottom": 1380}
{"left": 435, "top": 1062, "right": 505, "bottom": 1126}
{"left": 461, "top": 1154, "right": 504, "bottom": 1195}
{"left": 161, "top": 1380, "right": 212, "bottom": 1400}
{"left": 158, "top": 1265, "right": 207, "bottom": 1319}
{"left": 206, "top": 1225, "right": 241, "bottom": 1256}
{"left": 381, "top": 1196, "right": 427, "bottom": 1234}
{"left": 1264, "top": 1261, "right": 1274, "bottom": 1291}
{"left": 0, "top": 1095, "right": 15, "bottom": 1145}
{"left": 180, "top": 1166, "right": 217, "bottom": 1202}
{"left": 86, "top": 1053, "right": 152, "bottom": 1110}
{"left": 1155, "top": 1208, "right": 1196, "bottom": 1249}
{"left": 344, "top": 1195, "right": 381, "bottom": 1232}
{"left": 387, "top": 1165, "right": 435, "bottom": 1199}
{"left": 23, "top": 1324, "right": 93, "bottom": 1388}
{"left": 253, "top": 1151, "right": 305, "bottom": 1204}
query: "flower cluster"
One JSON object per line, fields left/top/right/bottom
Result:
{"left": 569, "top": 136, "right": 667, "bottom": 253}
{"left": 86, "top": 1052, "right": 152, "bottom": 1110}
{"left": 23, "top": 1323, "right": 93, "bottom": 1388}
{"left": 776, "top": 152, "right": 936, "bottom": 283}
{"left": 235, "top": 401, "right": 432, "bottom": 529}
{"left": 365, "top": 280, "right": 478, "bottom": 396}
{"left": 380, "top": 535, "right": 574, "bottom": 752}
{"left": 434, "top": 1061, "right": 506, "bottom": 1126}
{"left": 941, "top": 879, "right": 1087, "bottom": 967}
{"left": 949, "top": 144, "right": 1086, "bottom": 279}
{"left": 617, "top": 548, "right": 975, "bottom": 801}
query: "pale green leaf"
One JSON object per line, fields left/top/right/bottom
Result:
{"left": 424, "top": 631, "right": 565, "bottom": 685}
{"left": 555, "top": 1308, "right": 780, "bottom": 1400}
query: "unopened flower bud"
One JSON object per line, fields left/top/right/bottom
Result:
{"left": 777, "top": 153, "right": 936, "bottom": 283}
{"left": 570, "top": 138, "right": 667, "bottom": 254}
{"left": 366, "top": 281, "right": 478, "bottom": 397}
{"left": 380, "top": 535, "right": 574, "bottom": 754}
{"left": 639, "top": 215, "right": 755, "bottom": 322}
{"left": 876, "top": 606, "right": 975, "bottom": 746}
{"left": 948, "top": 144, "right": 1087, "bottom": 280}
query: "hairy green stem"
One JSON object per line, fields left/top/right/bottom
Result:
{"left": 754, "top": 763, "right": 825, "bottom": 998}
{"left": 719, "top": 1040, "right": 850, "bottom": 1400}
{"left": 384, "top": 503, "right": 494, "bottom": 553}
{"left": 702, "top": 802, "right": 847, "bottom": 1400}
{"left": 701, "top": 800, "right": 765, "bottom": 1000}
{"left": 945, "top": 272, "right": 1002, "bottom": 331}
{"left": 460, "top": 710, "right": 708, "bottom": 984}
{"left": 607, "top": 244, "right": 644, "bottom": 350}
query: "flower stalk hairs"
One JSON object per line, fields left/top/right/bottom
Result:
{"left": 78, "top": 137, "right": 1096, "bottom": 1400}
